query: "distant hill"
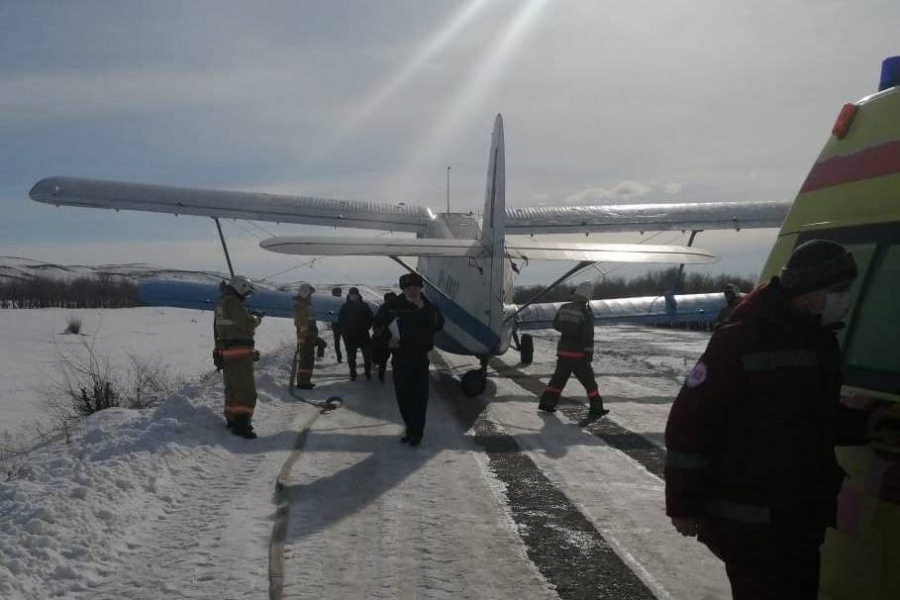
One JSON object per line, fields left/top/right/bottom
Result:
{"left": 0, "top": 257, "right": 396, "bottom": 307}
{"left": 0, "top": 256, "right": 228, "bottom": 286}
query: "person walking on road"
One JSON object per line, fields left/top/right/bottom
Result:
{"left": 338, "top": 286, "right": 374, "bottom": 380}
{"left": 538, "top": 281, "right": 607, "bottom": 418}
{"left": 373, "top": 273, "right": 444, "bottom": 447}
{"left": 214, "top": 275, "right": 263, "bottom": 439}
{"left": 292, "top": 282, "right": 317, "bottom": 390}
{"left": 330, "top": 286, "right": 344, "bottom": 363}
{"left": 665, "top": 240, "right": 884, "bottom": 600}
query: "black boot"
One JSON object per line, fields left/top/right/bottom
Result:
{"left": 230, "top": 415, "right": 257, "bottom": 439}
{"left": 589, "top": 397, "right": 609, "bottom": 418}
{"left": 297, "top": 381, "right": 315, "bottom": 390}
{"left": 350, "top": 370, "right": 357, "bottom": 381}
{"left": 538, "top": 398, "right": 557, "bottom": 413}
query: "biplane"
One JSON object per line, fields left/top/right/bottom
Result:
{"left": 29, "top": 114, "right": 788, "bottom": 395}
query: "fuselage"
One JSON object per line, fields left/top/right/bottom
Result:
{"left": 418, "top": 213, "right": 515, "bottom": 357}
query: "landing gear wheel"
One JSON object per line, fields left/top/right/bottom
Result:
{"left": 461, "top": 369, "right": 487, "bottom": 397}
{"left": 520, "top": 333, "right": 534, "bottom": 365}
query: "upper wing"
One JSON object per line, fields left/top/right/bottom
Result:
{"left": 29, "top": 176, "right": 434, "bottom": 234}
{"left": 505, "top": 201, "right": 790, "bottom": 235}
{"left": 505, "top": 240, "right": 717, "bottom": 264}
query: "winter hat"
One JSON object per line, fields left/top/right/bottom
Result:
{"left": 399, "top": 272, "right": 424, "bottom": 289}
{"left": 295, "top": 282, "right": 314, "bottom": 298}
{"left": 780, "top": 240, "right": 857, "bottom": 296}
{"left": 573, "top": 281, "right": 594, "bottom": 301}
{"left": 331, "top": 286, "right": 342, "bottom": 296}
{"left": 348, "top": 286, "right": 360, "bottom": 296}
{"left": 723, "top": 283, "right": 740, "bottom": 302}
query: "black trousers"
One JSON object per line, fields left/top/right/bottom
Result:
{"left": 392, "top": 356, "right": 430, "bottom": 437}
{"left": 539, "top": 356, "right": 600, "bottom": 408}
{"left": 331, "top": 323, "right": 343, "bottom": 361}
{"left": 724, "top": 545, "right": 821, "bottom": 600}
{"left": 345, "top": 338, "right": 372, "bottom": 377}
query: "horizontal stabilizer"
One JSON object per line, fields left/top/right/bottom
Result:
{"left": 505, "top": 240, "right": 717, "bottom": 264}
{"left": 30, "top": 177, "right": 434, "bottom": 233}
{"left": 260, "top": 236, "right": 491, "bottom": 258}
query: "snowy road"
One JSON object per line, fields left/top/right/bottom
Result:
{"left": 1, "top": 310, "right": 730, "bottom": 599}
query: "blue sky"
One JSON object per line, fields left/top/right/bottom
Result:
{"left": 1, "top": 0, "right": 897, "bottom": 287}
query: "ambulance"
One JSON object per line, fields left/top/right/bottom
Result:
{"left": 760, "top": 55, "right": 900, "bottom": 599}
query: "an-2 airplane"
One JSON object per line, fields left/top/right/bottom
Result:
{"left": 29, "top": 114, "right": 788, "bottom": 396}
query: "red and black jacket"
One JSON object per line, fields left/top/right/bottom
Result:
{"left": 665, "top": 278, "right": 869, "bottom": 532}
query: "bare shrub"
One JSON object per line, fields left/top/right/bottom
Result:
{"left": 125, "top": 353, "right": 180, "bottom": 409}
{"left": 64, "top": 315, "right": 83, "bottom": 335}
{"left": 0, "top": 432, "right": 31, "bottom": 481}
{"left": 44, "top": 338, "right": 180, "bottom": 429}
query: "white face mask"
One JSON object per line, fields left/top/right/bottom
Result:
{"left": 819, "top": 291, "right": 852, "bottom": 325}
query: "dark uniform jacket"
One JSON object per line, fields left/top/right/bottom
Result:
{"left": 373, "top": 294, "right": 444, "bottom": 359}
{"left": 665, "top": 278, "right": 869, "bottom": 555}
{"left": 338, "top": 300, "right": 374, "bottom": 345}
{"left": 553, "top": 301, "right": 595, "bottom": 359}
{"left": 293, "top": 299, "right": 316, "bottom": 340}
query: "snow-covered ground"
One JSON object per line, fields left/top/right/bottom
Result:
{"left": 0, "top": 307, "right": 729, "bottom": 599}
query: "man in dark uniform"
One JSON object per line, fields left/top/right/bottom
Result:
{"left": 373, "top": 273, "right": 444, "bottom": 447}
{"left": 371, "top": 292, "right": 397, "bottom": 382}
{"left": 214, "top": 275, "right": 263, "bottom": 439}
{"left": 665, "top": 240, "right": 879, "bottom": 600}
{"left": 538, "top": 281, "right": 608, "bottom": 418}
{"left": 292, "top": 282, "right": 317, "bottom": 390}
{"left": 337, "top": 286, "right": 374, "bottom": 380}
{"left": 330, "top": 286, "right": 344, "bottom": 363}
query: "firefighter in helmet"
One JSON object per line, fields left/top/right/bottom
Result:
{"left": 293, "top": 282, "right": 317, "bottom": 390}
{"left": 214, "top": 275, "right": 263, "bottom": 439}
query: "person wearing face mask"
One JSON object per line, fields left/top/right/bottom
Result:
{"left": 664, "top": 239, "right": 881, "bottom": 600}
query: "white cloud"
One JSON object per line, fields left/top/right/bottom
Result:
{"left": 563, "top": 180, "right": 684, "bottom": 205}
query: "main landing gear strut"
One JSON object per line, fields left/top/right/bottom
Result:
{"left": 461, "top": 355, "right": 489, "bottom": 397}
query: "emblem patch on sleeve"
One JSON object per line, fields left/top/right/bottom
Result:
{"left": 686, "top": 362, "right": 708, "bottom": 388}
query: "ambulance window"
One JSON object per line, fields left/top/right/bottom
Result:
{"left": 835, "top": 242, "right": 876, "bottom": 349}
{"left": 843, "top": 243, "right": 900, "bottom": 378}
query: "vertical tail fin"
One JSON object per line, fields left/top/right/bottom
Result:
{"left": 481, "top": 114, "right": 506, "bottom": 344}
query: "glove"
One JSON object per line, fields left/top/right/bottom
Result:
{"left": 213, "top": 349, "right": 224, "bottom": 371}
{"left": 253, "top": 350, "right": 261, "bottom": 362}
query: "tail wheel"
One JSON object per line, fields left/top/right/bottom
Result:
{"left": 520, "top": 333, "right": 534, "bottom": 365}
{"left": 461, "top": 369, "right": 487, "bottom": 397}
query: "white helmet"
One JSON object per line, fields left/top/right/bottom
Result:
{"left": 573, "top": 281, "right": 594, "bottom": 301}
{"left": 295, "top": 282, "right": 314, "bottom": 299}
{"left": 229, "top": 275, "right": 255, "bottom": 296}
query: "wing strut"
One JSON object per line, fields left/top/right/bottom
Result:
{"left": 214, "top": 217, "right": 235, "bottom": 278}
{"left": 670, "top": 230, "right": 699, "bottom": 294}
{"left": 504, "top": 260, "right": 593, "bottom": 324}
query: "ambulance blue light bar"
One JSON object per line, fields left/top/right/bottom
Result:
{"left": 879, "top": 56, "right": 900, "bottom": 91}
